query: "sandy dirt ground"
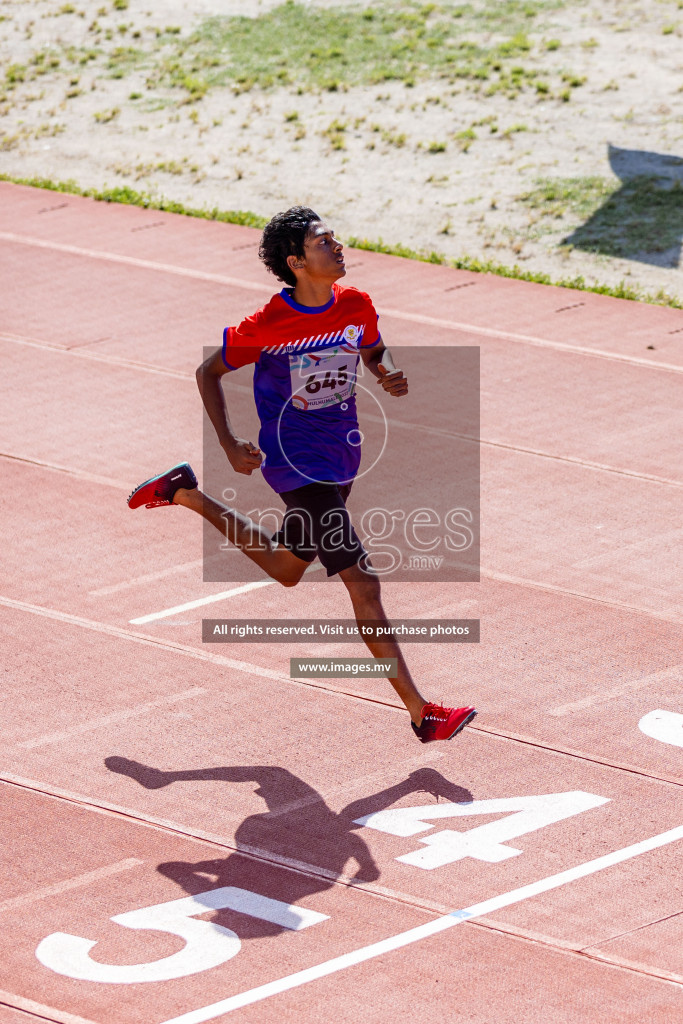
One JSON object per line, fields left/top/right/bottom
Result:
{"left": 1, "top": 0, "right": 682, "bottom": 300}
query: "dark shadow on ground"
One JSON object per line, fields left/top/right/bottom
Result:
{"left": 564, "top": 143, "right": 683, "bottom": 267}
{"left": 105, "top": 758, "right": 472, "bottom": 940}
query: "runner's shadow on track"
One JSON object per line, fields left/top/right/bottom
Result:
{"left": 105, "top": 758, "right": 472, "bottom": 940}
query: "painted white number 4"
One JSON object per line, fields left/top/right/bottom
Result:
{"left": 639, "top": 710, "right": 683, "bottom": 748}
{"left": 36, "top": 886, "right": 328, "bottom": 984}
{"left": 355, "top": 791, "right": 609, "bottom": 870}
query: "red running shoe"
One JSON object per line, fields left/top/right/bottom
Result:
{"left": 412, "top": 703, "right": 477, "bottom": 743}
{"left": 128, "top": 462, "right": 197, "bottom": 509}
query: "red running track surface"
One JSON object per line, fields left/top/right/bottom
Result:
{"left": 0, "top": 182, "right": 682, "bottom": 1024}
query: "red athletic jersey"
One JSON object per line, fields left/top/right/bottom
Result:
{"left": 222, "top": 283, "right": 379, "bottom": 368}
{"left": 222, "top": 283, "right": 381, "bottom": 492}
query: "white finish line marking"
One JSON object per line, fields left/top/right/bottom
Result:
{"left": 159, "top": 824, "right": 683, "bottom": 1023}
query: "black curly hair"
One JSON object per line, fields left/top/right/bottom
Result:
{"left": 258, "top": 206, "right": 321, "bottom": 287}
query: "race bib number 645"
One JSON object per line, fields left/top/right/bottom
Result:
{"left": 290, "top": 343, "right": 359, "bottom": 412}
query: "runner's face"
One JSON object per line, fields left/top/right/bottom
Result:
{"left": 301, "top": 222, "right": 346, "bottom": 281}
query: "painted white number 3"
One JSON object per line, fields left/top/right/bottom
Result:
{"left": 355, "top": 791, "right": 609, "bottom": 870}
{"left": 36, "top": 886, "right": 328, "bottom": 984}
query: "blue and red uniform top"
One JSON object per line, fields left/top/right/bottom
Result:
{"left": 223, "top": 283, "right": 381, "bottom": 493}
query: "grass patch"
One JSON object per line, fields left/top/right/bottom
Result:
{"left": 321, "top": 118, "right": 347, "bottom": 149}
{"left": 0, "top": 133, "right": 20, "bottom": 151}
{"left": 5, "top": 63, "right": 27, "bottom": 87}
{"left": 144, "top": 1, "right": 568, "bottom": 97}
{"left": 2, "top": 174, "right": 678, "bottom": 308}
{"left": 521, "top": 175, "right": 683, "bottom": 260}
{"left": 381, "top": 128, "right": 407, "bottom": 147}
{"left": 483, "top": 63, "right": 544, "bottom": 99}
{"left": 454, "top": 127, "right": 476, "bottom": 151}
{"left": 502, "top": 122, "right": 528, "bottom": 136}
{"left": 346, "top": 234, "right": 681, "bottom": 306}
{"left": 93, "top": 106, "right": 120, "bottom": 122}
{"left": 107, "top": 44, "right": 145, "bottom": 78}
{"left": 6, "top": 1, "right": 576, "bottom": 103}
{"left": 0, "top": 174, "right": 268, "bottom": 229}
{"left": 566, "top": 177, "right": 683, "bottom": 258}
{"left": 520, "top": 176, "right": 615, "bottom": 218}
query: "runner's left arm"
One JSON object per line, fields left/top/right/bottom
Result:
{"left": 361, "top": 339, "right": 408, "bottom": 397}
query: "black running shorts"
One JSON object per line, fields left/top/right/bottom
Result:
{"left": 273, "top": 481, "right": 367, "bottom": 577}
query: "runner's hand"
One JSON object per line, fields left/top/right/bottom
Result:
{"left": 377, "top": 363, "right": 408, "bottom": 396}
{"left": 224, "top": 438, "right": 262, "bottom": 475}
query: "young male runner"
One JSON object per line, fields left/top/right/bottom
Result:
{"left": 128, "top": 206, "right": 476, "bottom": 743}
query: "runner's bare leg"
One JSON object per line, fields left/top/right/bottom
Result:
{"left": 339, "top": 561, "right": 427, "bottom": 725}
{"left": 173, "top": 486, "right": 309, "bottom": 587}
{"left": 174, "top": 487, "right": 427, "bottom": 724}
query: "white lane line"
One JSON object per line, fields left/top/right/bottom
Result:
{"left": 2, "top": 595, "right": 681, "bottom": 782}
{"left": 5, "top": 329, "right": 682, "bottom": 492}
{"left": 90, "top": 559, "right": 206, "bottom": 596}
{"left": 18, "top": 687, "right": 204, "bottom": 749}
{"left": 366, "top": 413, "right": 683, "bottom": 489}
{"left": 0, "top": 771, "right": 447, "bottom": 917}
{"left": 1, "top": 331, "right": 252, "bottom": 395}
{"left": 0, "top": 596, "right": 373, "bottom": 702}
{"left": 0, "top": 594, "right": 295, "bottom": 684}
{"left": 478, "top": 566, "right": 683, "bottom": 626}
{"left": 0, "top": 987, "right": 99, "bottom": 1024}
{"left": 378, "top": 304, "right": 683, "bottom": 373}
{"left": 6, "top": 332, "right": 682, "bottom": 492}
{"left": 1, "top": 329, "right": 196, "bottom": 381}
{"left": 159, "top": 824, "right": 683, "bottom": 1024}
{"left": 579, "top": 948, "right": 683, "bottom": 987}
{"left": 2, "top": 596, "right": 681, "bottom": 790}
{"left": 3, "top": 231, "right": 682, "bottom": 374}
{"left": 550, "top": 664, "right": 683, "bottom": 717}
{"left": 129, "top": 581, "right": 275, "bottom": 624}
{"left": 0, "top": 450, "right": 132, "bottom": 491}
{"left": 282, "top": 551, "right": 683, "bottom": 631}
{"left": 130, "top": 563, "right": 324, "bottom": 624}
{"left": 0, "top": 230, "right": 272, "bottom": 295}
{"left": 0, "top": 858, "right": 142, "bottom": 913}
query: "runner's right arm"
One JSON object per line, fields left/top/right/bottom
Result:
{"left": 196, "top": 349, "right": 262, "bottom": 475}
